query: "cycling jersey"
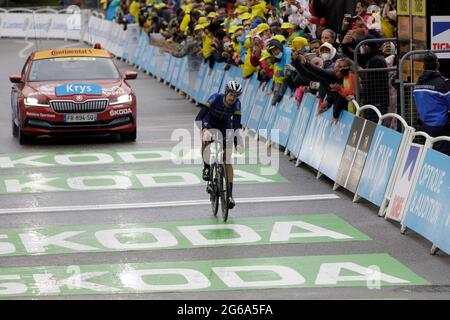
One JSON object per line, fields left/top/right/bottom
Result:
{"left": 195, "top": 93, "right": 242, "bottom": 131}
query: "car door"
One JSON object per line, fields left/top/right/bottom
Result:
{"left": 11, "top": 56, "right": 30, "bottom": 123}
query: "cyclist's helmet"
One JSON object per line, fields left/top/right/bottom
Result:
{"left": 225, "top": 80, "right": 243, "bottom": 97}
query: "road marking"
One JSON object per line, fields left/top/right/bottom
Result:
{"left": 0, "top": 254, "right": 429, "bottom": 297}
{"left": 0, "top": 194, "right": 339, "bottom": 215}
{"left": 0, "top": 214, "right": 367, "bottom": 257}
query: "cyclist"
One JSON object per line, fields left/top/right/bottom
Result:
{"left": 195, "top": 80, "right": 244, "bottom": 209}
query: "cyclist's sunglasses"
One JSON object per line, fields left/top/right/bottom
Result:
{"left": 227, "top": 91, "right": 240, "bottom": 98}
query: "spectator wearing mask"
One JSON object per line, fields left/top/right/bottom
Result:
{"left": 257, "top": 49, "right": 274, "bottom": 83}
{"left": 267, "top": 39, "right": 292, "bottom": 105}
{"left": 319, "top": 42, "right": 338, "bottom": 70}
{"left": 413, "top": 52, "right": 450, "bottom": 156}
{"left": 329, "top": 58, "right": 358, "bottom": 114}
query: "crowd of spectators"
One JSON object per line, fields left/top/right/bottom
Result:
{"left": 102, "top": 0, "right": 398, "bottom": 124}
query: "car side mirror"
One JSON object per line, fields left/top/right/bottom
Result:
{"left": 9, "top": 75, "right": 23, "bottom": 83}
{"left": 124, "top": 71, "right": 137, "bottom": 80}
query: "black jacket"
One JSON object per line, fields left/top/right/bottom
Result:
{"left": 292, "top": 59, "right": 347, "bottom": 119}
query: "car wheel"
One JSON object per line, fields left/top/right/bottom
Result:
{"left": 121, "top": 128, "right": 137, "bottom": 142}
{"left": 12, "top": 118, "right": 19, "bottom": 138}
{"left": 18, "top": 128, "right": 32, "bottom": 145}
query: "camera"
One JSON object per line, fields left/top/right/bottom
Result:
{"left": 344, "top": 14, "right": 354, "bottom": 22}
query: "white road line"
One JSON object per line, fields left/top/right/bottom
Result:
{"left": 0, "top": 194, "right": 339, "bottom": 215}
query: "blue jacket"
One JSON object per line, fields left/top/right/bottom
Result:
{"left": 413, "top": 70, "right": 450, "bottom": 127}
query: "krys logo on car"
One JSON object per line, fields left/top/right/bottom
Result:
{"left": 55, "top": 84, "right": 102, "bottom": 96}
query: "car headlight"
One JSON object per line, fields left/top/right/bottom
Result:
{"left": 109, "top": 94, "right": 132, "bottom": 105}
{"left": 24, "top": 97, "right": 49, "bottom": 107}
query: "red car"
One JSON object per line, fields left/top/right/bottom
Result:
{"left": 9, "top": 46, "right": 138, "bottom": 144}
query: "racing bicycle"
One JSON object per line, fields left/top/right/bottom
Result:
{"left": 205, "top": 131, "right": 230, "bottom": 222}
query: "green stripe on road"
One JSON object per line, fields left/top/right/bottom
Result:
{"left": 0, "top": 254, "right": 428, "bottom": 297}
{"left": 0, "top": 214, "right": 371, "bottom": 257}
{"left": 0, "top": 165, "right": 285, "bottom": 194}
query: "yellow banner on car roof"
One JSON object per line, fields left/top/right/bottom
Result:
{"left": 33, "top": 48, "right": 111, "bottom": 60}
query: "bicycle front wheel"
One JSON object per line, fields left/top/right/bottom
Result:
{"left": 210, "top": 164, "right": 219, "bottom": 216}
{"left": 219, "top": 165, "right": 229, "bottom": 222}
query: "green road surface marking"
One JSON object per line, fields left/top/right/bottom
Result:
{"left": 0, "top": 214, "right": 371, "bottom": 257}
{"left": 0, "top": 148, "right": 257, "bottom": 170}
{"left": 0, "top": 165, "right": 285, "bottom": 194}
{"left": 0, "top": 254, "right": 429, "bottom": 297}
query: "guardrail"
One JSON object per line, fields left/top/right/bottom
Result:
{"left": 0, "top": 7, "right": 82, "bottom": 40}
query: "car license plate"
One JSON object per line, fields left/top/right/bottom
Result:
{"left": 64, "top": 113, "right": 97, "bottom": 122}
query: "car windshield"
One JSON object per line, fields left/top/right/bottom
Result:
{"left": 28, "top": 57, "right": 120, "bottom": 81}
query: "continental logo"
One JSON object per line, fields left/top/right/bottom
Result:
{"left": 50, "top": 48, "right": 94, "bottom": 56}
{"left": 33, "top": 48, "right": 110, "bottom": 60}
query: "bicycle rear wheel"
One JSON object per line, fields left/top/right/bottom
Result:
{"left": 219, "top": 165, "right": 229, "bottom": 222}
{"left": 210, "top": 164, "right": 219, "bottom": 216}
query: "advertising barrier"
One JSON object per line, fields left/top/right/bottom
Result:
{"left": 298, "top": 105, "right": 333, "bottom": 170}
{"left": 0, "top": 11, "right": 81, "bottom": 40}
{"left": 246, "top": 82, "right": 271, "bottom": 132}
{"left": 191, "top": 62, "right": 208, "bottom": 104}
{"left": 285, "top": 93, "right": 316, "bottom": 160}
{"left": 335, "top": 118, "right": 377, "bottom": 193}
{"left": 356, "top": 126, "right": 404, "bottom": 206}
{"left": 385, "top": 143, "right": 424, "bottom": 222}
{"left": 240, "top": 74, "right": 259, "bottom": 128}
{"left": 271, "top": 94, "right": 298, "bottom": 148}
{"left": 403, "top": 149, "right": 450, "bottom": 254}
{"left": 318, "top": 111, "right": 355, "bottom": 181}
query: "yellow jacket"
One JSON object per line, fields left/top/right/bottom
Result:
{"left": 242, "top": 49, "right": 256, "bottom": 78}
{"left": 202, "top": 33, "right": 213, "bottom": 59}
{"left": 129, "top": 1, "right": 140, "bottom": 23}
{"left": 180, "top": 6, "right": 192, "bottom": 32}
{"left": 251, "top": 1, "right": 268, "bottom": 21}
{"left": 272, "top": 64, "right": 284, "bottom": 84}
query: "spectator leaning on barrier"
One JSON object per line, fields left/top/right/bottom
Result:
{"left": 267, "top": 39, "right": 292, "bottom": 105}
{"left": 329, "top": 58, "right": 358, "bottom": 114}
{"left": 413, "top": 52, "right": 450, "bottom": 156}
{"left": 292, "top": 53, "right": 348, "bottom": 124}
